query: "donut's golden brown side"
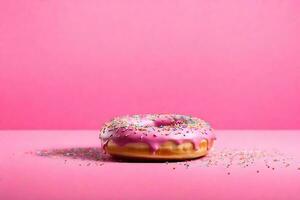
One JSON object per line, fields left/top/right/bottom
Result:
{"left": 105, "top": 139, "right": 210, "bottom": 161}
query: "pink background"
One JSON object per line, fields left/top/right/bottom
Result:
{"left": 1, "top": 0, "right": 300, "bottom": 130}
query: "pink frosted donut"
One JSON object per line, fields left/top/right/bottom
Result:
{"left": 100, "top": 114, "right": 216, "bottom": 160}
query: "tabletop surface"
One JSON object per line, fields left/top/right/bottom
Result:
{"left": 0, "top": 130, "right": 300, "bottom": 200}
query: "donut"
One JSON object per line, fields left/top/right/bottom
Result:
{"left": 99, "top": 114, "right": 216, "bottom": 161}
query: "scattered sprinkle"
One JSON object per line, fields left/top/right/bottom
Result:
{"left": 166, "top": 148, "right": 296, "bottom": 174}
{"left": 34, "top": 147, "right": 109, "bottom": 167}
{"left": 34, "top": 146, "right": 298, "bottom": 175}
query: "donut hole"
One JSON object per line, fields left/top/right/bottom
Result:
{"left": 154, "top": 119, "right": 182, "bottom": 127}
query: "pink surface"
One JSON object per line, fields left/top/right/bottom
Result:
{"left": 1, "top": 1, "right": 300, "bottom": 129}
{"left": 1, "top": 130, "right": 300, "bottom": 200}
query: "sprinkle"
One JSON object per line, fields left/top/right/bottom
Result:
{"left": 170, "top": 148, "right": 296, "bottom": 174}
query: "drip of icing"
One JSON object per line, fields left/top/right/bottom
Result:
{"left": 100, "top": 114, "right": 216, "bottom": 154}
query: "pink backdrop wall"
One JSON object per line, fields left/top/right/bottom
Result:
{"left": 1, "top": 0, "right": 300, "bottom": 130}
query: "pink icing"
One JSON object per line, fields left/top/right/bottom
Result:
{"left": 99, "top": 114, "right": 216, "bottom": 154}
